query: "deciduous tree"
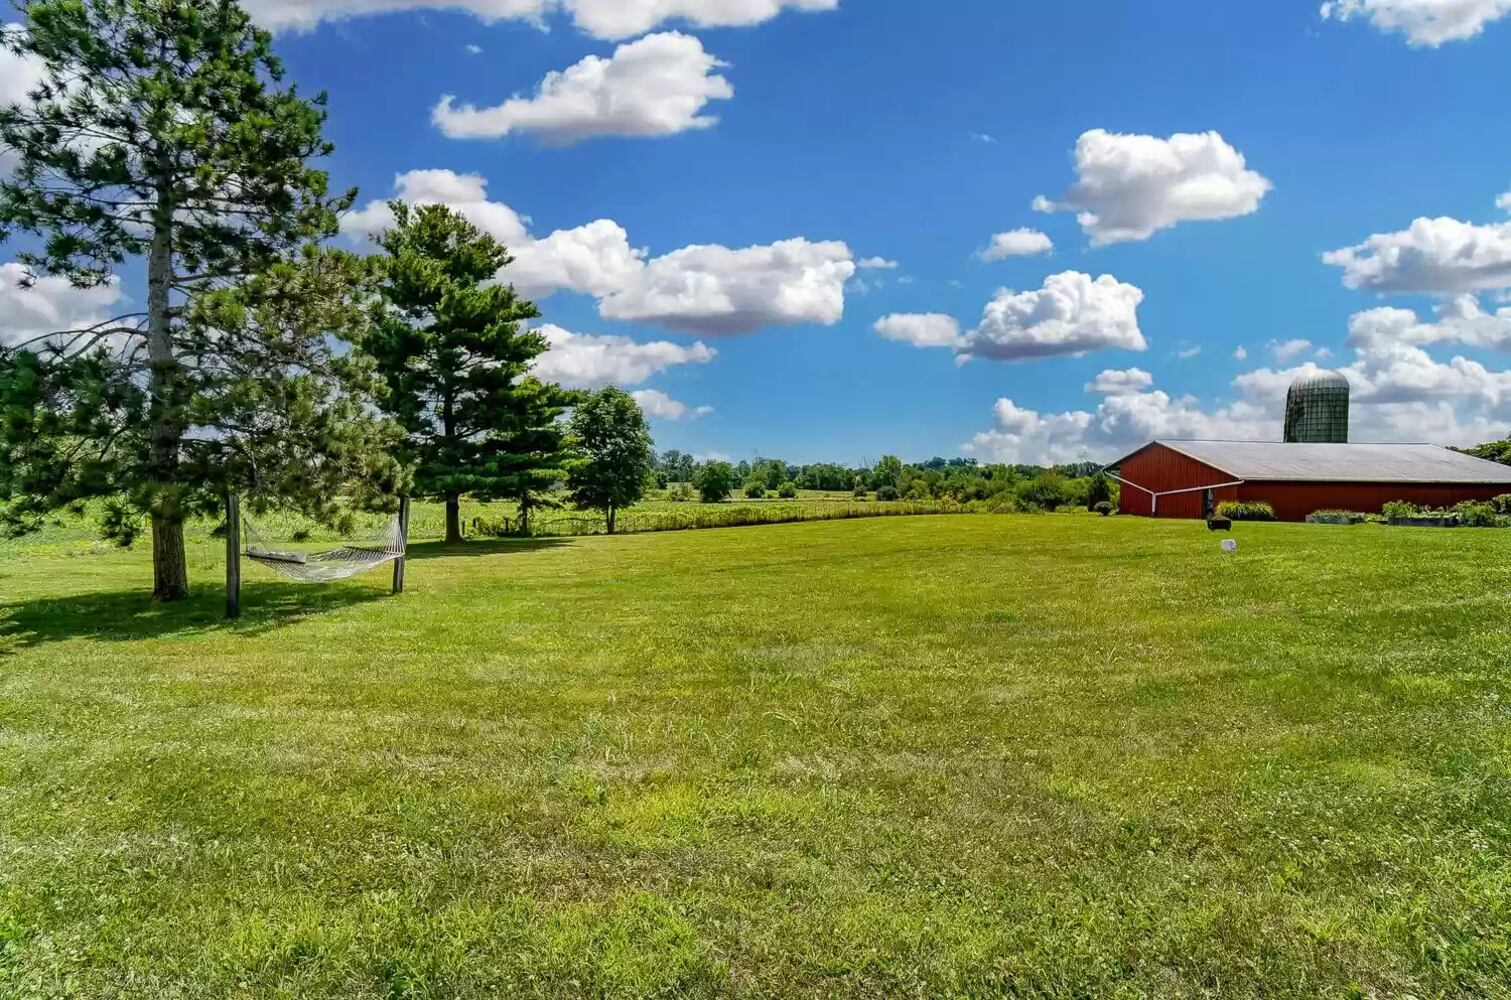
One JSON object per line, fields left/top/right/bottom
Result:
{"left": 565, "top": 387, "right": 654, "bottom": 535}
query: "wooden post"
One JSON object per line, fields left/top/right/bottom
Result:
{"left": 391, "top": 496, "right": 410, "bottom": 596}
{"left": 225, "top": 493, "right": 241, "bottom": 619}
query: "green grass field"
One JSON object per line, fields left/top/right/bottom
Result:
{"left": 3, "top": 513, "right": 1511, "bottom": 998}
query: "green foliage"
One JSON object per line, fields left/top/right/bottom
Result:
{"left": 1086, "top": 471, "right": 1114, "bottom": 511}
{"left": 1453, "top": 501, "right": 1501, "bottom": 527}
{"left": 656, "top": 449, "right": 697, "bottom": 484}
{"left": 564, "top": 388, "right": 654, "bottom": 535}
{"left": 1492, "top": 494, "right": 1511, "bottom": 515}
{"left": 0, "top": 0, "right": 371, "bottom": 598}
{"left": 871, "top": 455, "right": 905, "bottom": 492}
{"left": 666, "top": 482, "right": 695, "bottom": 503}
{"left": 876, "top": 485, "right": 900, "bottom": 502}
{"left": 362, "top": 202, "right": 571, "bottom": 540}
{"left": 1014, "top": 472, "right": 1072, "bottom": 512}
{"left": 1384, "top": 498, "right": 1511, "bottom": 527}
{"left": 1093, "top": 501, "right": 1114, "bottom": 517}
{"left": 778, "top": 482, "right": 798, "bottom": 499}
{"left": 1382, "top": 500, "right": 1421, "bottom": 521}
{"left": 1216, "top": 501, "right": 1277, "bottom": 521}
{"left": 744, "top": 482, "right": 767, "bottom": 499}
{"left": 1459, "top": 440, "right": 1511, "bottom": 466}
{"left": 852, "top": 485, "right": 868, "bottom": 500}
{"left": 694, "top": 461, "right": 738, "bottom": 503}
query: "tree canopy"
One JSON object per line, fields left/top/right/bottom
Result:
{"left": 362, "top": 201, "right": 573, "bottom": 543}
{"left": 565, "top": 387, "right": 654, "bottom": 535}
{"left": 0, "top": 0, "right": 382, "bottom": 600}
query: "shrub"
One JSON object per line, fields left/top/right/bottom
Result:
{"left": 744, "top": 482, "right": 767, "bottom": 499}
{"left": 1453, "top": 500, "right": 1506, "bottom": 527}
{"left": 1093, "top": 501, "right": 1114, "bottom": 517}
{"left": 1307, "top": 509, "right": 1367, "bottom": 525}
{"left": 695, "top": 461, "right": 738, "bottom": 503}
{"left": 1381, "top": 500, "right": 1421, "bottom": 521}
{"left": 852, "top": 485, "right": 869, "bottom": 500}
{"left": 1216, "top": 500, "right": 1276, "bottom": 522}
{"left": 1015, "top": 473, "right": 1071, "bottom": 512}
{"left": 905, "top": 480, "right": 933, "bottom": 502}
{"left": 876, "top": 485, "right": 901, "bottom": 502}
{"left": 1085, "top": 471, "right": 1114, "bottom": 512}
{"left": 1492, "top": 494, "right": 1511, "bottom": 515}
{"left": 667, "top": 482, "right": 695, "bottom": 502}
{"left": 778, "top": 482, "right": 798, "bottom": 499}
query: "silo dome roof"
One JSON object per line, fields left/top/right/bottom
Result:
{"left": 1289, "top": 370, "right": 1350, "bottom": 392}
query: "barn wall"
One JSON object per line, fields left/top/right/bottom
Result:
{"left": 1117, "top": 445, "right": 1241, "bottom": 519}
{"left": 1239, "top": 482, "right": 1511, "bottom": 522}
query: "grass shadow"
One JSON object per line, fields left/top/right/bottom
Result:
{"left": 405, "top": 538, "right": 573, "bottom": 560}
{"left": 0, "top": 581, "right": 390, "bottom": 652}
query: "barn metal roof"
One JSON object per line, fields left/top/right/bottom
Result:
{"left": 1122, "top": 440, "right": 1511, "bottom": 484}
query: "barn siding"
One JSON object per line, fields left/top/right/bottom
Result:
{"left": 1116, "top": 442, "right": 1511, "bottom": 521}
{"left": 1239, "top": 482, "right": 1511, "bottom": 522}
{"left": 1117, "top": 444, "right": 1241, "bottom": 519}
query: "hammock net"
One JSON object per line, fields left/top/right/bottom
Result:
{"left": 243, "top": 513, "right": 406, "bottom": 584}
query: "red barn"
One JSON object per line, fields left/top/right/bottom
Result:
{"left": 1109, "top": 441, "right": 1511, "bottom": 521}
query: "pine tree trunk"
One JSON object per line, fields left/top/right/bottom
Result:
{"left": 446, "top": 496, "right": 463, "bottom": 543}
{"left": 152, "top": 512, "right": 189, "bottom": 601}
{"left": 146, "top": 199, "right": 189, "bottom": 602}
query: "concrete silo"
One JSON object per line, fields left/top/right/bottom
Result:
{"left": 1284, "top": 370, "right": 1350, "bottom": 444}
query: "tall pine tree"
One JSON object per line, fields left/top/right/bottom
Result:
{"left": 0, "top": 0, "right": 368, "bottom": 600}
{"left": 364, "top": 202, "right": 575, "bottom": 543}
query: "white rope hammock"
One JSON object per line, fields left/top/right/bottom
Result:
{"left": 243, "top": 513, "right": 406, "bottom": 584}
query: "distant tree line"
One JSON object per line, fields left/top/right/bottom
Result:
{"left": 1459, "top": 440, "right": 1511, "bottom": 466}
{"left": 653, "top": 452, "right": 1116, "bottom": 511}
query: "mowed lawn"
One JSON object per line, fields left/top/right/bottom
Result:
{"left": 3, "top": 515, "right": 1511, "bottom": 998}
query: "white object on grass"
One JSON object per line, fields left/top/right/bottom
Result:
{"left": 1221, "top": 539, "right": 1238, "bottom": 554}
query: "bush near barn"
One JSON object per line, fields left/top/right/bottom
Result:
{"left": 1216, "top": 500, "right": 1277, "bottom": 521}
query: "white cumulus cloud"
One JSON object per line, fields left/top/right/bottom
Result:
{"left": 1037, "top": 129, "right": 1271, "bottom": 245}
{"left": 1, "top": 44, "right": 47, "bottom": 172}
{"left": 599, "top": 238, "right": 856, "bottom": 335}
{"left": 1320, "top": 0, "right": 1511, "bottom": 45}
{"left": 961, "top": 271, "right": 1147, "bottom": 361}
{"left": 342, "top": 170, "right": 641, "bottom": 300}
{"left": 1087, "top": 367, "right": 1154, "bottom": 395}
{"left": 509, "top": 220, "right": 648, "bottom": 300}
{"left": 873, "top": 313, "right": 961, "bottom": 349}
{"left": 1346, "top": 296, "right": 1511, "bottom": 352}
{"left": 566, "top": 0, "right": 837, "bottom": 40}
{"left": 241, "top": 0, "right": 835, "bottom": 39}
{"left": 343, "top": 169, "right": 530, "bottom": 244}
{"left": 1323, "top": 214, "right": 1511, "bottom": 295}
{"left": 345, "top": 170, "right": 856, "bottom": 334}
{"left": 632, "top": 388, "right": 713, "bottom": 421}
{"left": 1268, "top": 338, "right": 1314, "bottom": 362}
{"left": 433, "top": 32, "right": 732, "bottom": 145}
{"left": 532, "top": 324, "right": 716, "bottom": 389}
{"left": 0, "top": 263, "right": 127, "bottom": 348}
{"left": 978, "top": 228, "right": 1053, "bottom": 261}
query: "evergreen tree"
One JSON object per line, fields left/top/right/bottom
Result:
{"left": 565, "top": 388, "right": 654, "bottom": 535}
{"left": 0, "top": 0, "right": 375, "bottom": 600}
{"left": 364, "top": 202, "right": 573, "bottom": 543}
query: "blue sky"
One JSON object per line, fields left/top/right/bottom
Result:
{"left": 6, "top": 0, "right": 1511, "bottom": 465}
